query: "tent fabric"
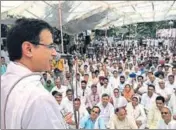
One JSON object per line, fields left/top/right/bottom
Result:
{"left": 1, "top": 1, "right": 176, "bottom": 35}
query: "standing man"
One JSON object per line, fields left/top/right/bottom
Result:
{"left": 1, "top": 18, "right": 70, "bottom": 129}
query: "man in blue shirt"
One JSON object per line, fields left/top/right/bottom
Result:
{"left": 79, "top": 106, "right": 106, "bottom": 129}
{"left": 0, "top": 57, "right": 7, "bottom": 75}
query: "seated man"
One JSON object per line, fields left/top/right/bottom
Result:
{"left": 168, "top": 89, "right": 176, "bottom": 120}
{"left": 126, "top": 96, "right": 147, "bottom": 129}
{"left": 146, "top": 96, "right": 165, "bottom": 129}
{"left": 108, "top": 107, "right": 138, "bottom": 129}
{"left": 69, "top": 98, "right": 89, "bottom": 129}
{"left": 157, "top": 107, "right": 176, "bottom": 129}
{"left": 141, "top": 84, "right": 158, "bottom": 114}
{"left": 110, "top": 88, "right": 128, "bottom": 109}
{"left": 79, "top": 106, "right": 105, "bottom": 129}
{"left": 97, "top": 93, "right": 114, "bottom": 128}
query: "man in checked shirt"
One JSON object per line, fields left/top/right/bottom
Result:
{"left": 85, "top": 84, "right": 100, "bottom": 113}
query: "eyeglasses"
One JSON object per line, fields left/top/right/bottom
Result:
{"left": 161, "top": 112, "right": 169, "bottom": 115}
{"left": 38, "top": 43, "right": 56, "bottom": 50}
{"left": 29, "top": 41, "right": 57, "bottom": 50}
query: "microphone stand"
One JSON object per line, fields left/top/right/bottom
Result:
{"left": 67, "top": 56, "right": 79, "bottom": 129}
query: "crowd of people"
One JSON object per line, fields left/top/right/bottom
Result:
{"left": 1, "top": 22, "right": 176, "bottom": 129}
{"left": 20, "top": 37, "right": 176, "bottom": 129}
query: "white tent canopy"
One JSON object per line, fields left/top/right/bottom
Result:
{"left": 1, "top": 1, "right": 176, "bottom": 35}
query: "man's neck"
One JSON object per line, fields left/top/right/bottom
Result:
{"left": 164, "top": 119, "right": 171, "bottom": 125}
{"left": 57, "top": 85, "right": 61, "bottom": 89}
{"left": 92, "top": 92, "right": 97, "bottom": 95}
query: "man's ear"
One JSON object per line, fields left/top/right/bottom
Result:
{"left": 21, "top": 41, "right": 33, "bottom": 57}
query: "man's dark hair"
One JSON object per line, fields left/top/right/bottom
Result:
{"left": 81, "top": 80, "right": 87, "bottom": 84}
{"left": 137, "top": 75, "right": 144, "bottom": 79}
{"left": 7, "top": 18, "right": 53, "bottom": 61}
{"left": 101, "top": 93, "right": 109, "bottom": 98}
{"left": 120, "top": 75, "right": 125, "bottom": 79}
{"left": 104, "top": 77, "right": 108, "bottom": 81}
{"left": 156, "top": 96, "right": 165, "bottom": 103}
{"left": 92, "top": 106, "right": 101, "bottom": 114}
{"left": 66, "top": 89, "right": 73, "bottom": 94}
{"left": 52, "top": 91, "right": 62, "bottom": 97}
{"left": 148, "top": 84, "right": 155, "bottom": 90}
{"left": 74, "top": 98, "right": 81, "bottom": 102}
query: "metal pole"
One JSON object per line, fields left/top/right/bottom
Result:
{"left": 59, "top": 1, "right": 64, "bottom": 53}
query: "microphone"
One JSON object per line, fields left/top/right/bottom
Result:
{"left": 55, "top": 52, "right": 74, "bottom": 61}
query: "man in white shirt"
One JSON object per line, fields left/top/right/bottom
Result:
{"left": 166, "top": 74, "right": 176, "bottom": 92}
{"left": 157, "top": 107, "right": 176, "bottom": 129}
{"left": 108, "top": 107, "right": 138, "bottom": 129}
{"left": 126, "top": 96, "right": 147, "bottom": 129}
{"left": 134, "top": 75, "right": 148, "bottom": 96}
{"left": 156, "top": 80, "right": 172, "bottom": 103}
{"left": 98, "top": 77, "right": 113, "bottom": 97}
{"left": 76, "top": 80, "right": 91, "bottom": 106}
{"left": 69, "top": 98, "right": 89, "bottom": 129}
{"left": 141, "top": 84, "right": 158, "bottom": 114}
{"left": 109, "top": 70, "right": 119, "bottom": 89}
{"left": 110, "top": 88, "right": 128, "bottom": 109}
{"left": 62, "top": 89, "right": 74, "bottom": 114}
{"left": 97, "top": 94, "right": 114, "bottom": 128}
{"left": 51, "top": 78, "right": 67, "bottom": 97}
{"left": 1, "top": 18, "right": 68, "bottom": 129}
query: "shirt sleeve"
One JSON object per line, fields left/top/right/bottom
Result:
{"left": 98, "top": 118, "right": 106, "bottom": 129}
{"left": 146, "top": 106, "right": 154, "bottom": 128}
{"left": 79, "top": 116, "right": 88, "bottom": 129}
{"left": 128, "top": 117, "right": 138, "bottom": 129}
{"left": 108, "top": 115, "right": 115, "bottom": 129}
{"left": 22, "top": 94, "right": 67, "bottom": 129}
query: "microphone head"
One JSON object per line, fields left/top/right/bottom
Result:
{"left": 55, "top": 52, "right": 61, "bottom": 61}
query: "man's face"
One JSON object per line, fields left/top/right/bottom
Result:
{"left": 100, "top": 79, "right": 104, "bottom": 85}
{"left": 101, "top": 96, "right": 109, "bottom": 106}
{"left": 30, "top": 29, "right": 57, "bottom": 72}
{"left": 46, "top": 80, "right": 51, "bottom": 86}
{"left": 158, "top": 66, "right": 163, "bottom": 72}
{"left": 161, "top": 108, "right": 171, "bottom": 121}
{"left": 74, "top": 100, "right": 81, "bottom": 110}
{"left": 90, "top": 108, "right": 99, "bottom": 120}
{"left": 1, "top": 57, "right": 5, "bottom": 64}
{"left": 118, "top": 68, "right": 123, "bottom": 73}
{"left": 132, "top": 97, "right": 138, "bottom": 107}
{"left": 76, "top": 74, "right": 80, "bottom": 80}
{"left": 172, "top": 68, "right": 176, "bottom": 75}
{"left": 84, "top": 65, "right": 88, "bottom": 71}
{"left": 113, "top": 71, "right": 118, "bottom": 78}
{"left": 137, "top": 77, "right": 143, "bottom": 83}
{"left": 43, "top": 73, "right": 47, "bottom": 79}
{"left": 113, "top": 89, "right": 119, "bottom": 97}
{"left": 54, "top": 95, "right": 62, "bottom": 104}
{"left": 103, "top": 79, "right": 108, "bottom": 86}
{"left": 168, "top": 76, "right": 174, "bottom": 84}
{"left": 148, "top": 86, "right": 154, "bottom": 96}
{"left": 67, "top": 91, "right": 73, "bottom": 101}
{"left": 55, "top": 79, "right": 61, "bottom": 88}
{"left": 120, "top": 77, "right": 125, "bottom": 84}
{"left": 91, "top": 86, "right": 97, "bottom": 93}
{"left": 81, "top": 82, "right": 86, "bottom": 89}
{"left": 156, "top": 100, "right": 164, "bottom": 110}
{"left": 116, "top": 108, "right": 126, "bottom": 121}
{"left": 159, "top": 82, "right": 165, "bottom": 89}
